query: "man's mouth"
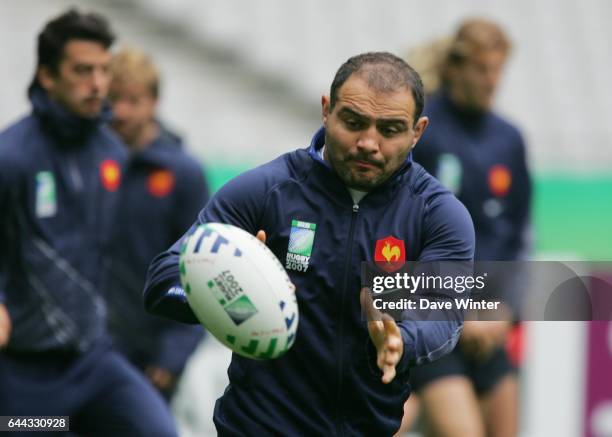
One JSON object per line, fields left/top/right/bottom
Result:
{"left": 85, "top": 97, "right": 102, "bottom": 106}
{"left": 351, "top": 159, "right": 381, "bottom": 170}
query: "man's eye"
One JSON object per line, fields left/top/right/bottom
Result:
{"left": 380, "top": 127, "right": 399, "bottom": 137}
{"left": 74, "top": 65, "right": 91, "bottom": 75}
{"left": 345, "top": 119, "right": 363, "bottom": 130}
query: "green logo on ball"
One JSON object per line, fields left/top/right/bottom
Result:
{"left": 207, "top": 271, "right": 258, "bottom": 325}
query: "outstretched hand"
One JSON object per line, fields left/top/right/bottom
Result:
{"left": 360, "top": 288, "right": 403, "bottom": 384}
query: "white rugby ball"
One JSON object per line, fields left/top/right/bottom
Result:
{"left": 179, "top": 223, "right": 298, "bottom": 359}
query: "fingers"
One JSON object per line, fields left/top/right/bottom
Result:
{"left": 378, "top": 342, "right": 402, "bottom": 368}
{"left": 381, "top": 314, "right": 402, "bottom": 353}
{"left": 382, "top": 314, "right": 400, "bottom": 336}
{"left": 361, "top": 287, "right": 382, "bottom": 322}
{"left": 377, "top": 314, "right": 403, "bottom": 384}
{"left": 378, "top": 344, "right": 401, "bottom": 384}
{"left": 0, "top": 304, "right": 11, "bottom": 349}
{"left": 363, "top": 288, "right": 385, "bottom": 342}
{"left": 256, "top": 230, "right": 267, "bottom": 244}
{"left": 0, "top": 329, "right": 9, "bottom": 349}
{"left": 362, "top": 290, "right": 403, "bottom": 384}
{"left": 382, "top": 363, "right": 397, "bottom": 384}
{"left": 360, "top": 287, "right": 371, "bottom": 313}
{"left": 146, "top": 366, "right": 175, "bottom": 391}
{"left": 367, "top": 319, "right": 385, "bottom": 347}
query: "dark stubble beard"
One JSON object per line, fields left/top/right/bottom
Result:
{"left": 325, "top": 144, "right": 391, "bottom": 191}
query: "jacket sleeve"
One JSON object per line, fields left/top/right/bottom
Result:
{"left": 153, "top": 322, "right": 205, "bottom": 375}
{"left": 509, "top": 131, "right": 532, "bottom": 259}
{"left": 493, "top": 130, "right": 532, "bottom": 318}
{"left": 396, "top": 194, "right": 475, "bottom": 371}
{"left": 144, "top": 166, "right": 269, "bottom": 323}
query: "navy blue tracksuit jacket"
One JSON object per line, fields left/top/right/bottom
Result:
{"left": 144, "top": 128, "right": 475, "bottom": 435}
{"left": 413, "top": 90, "right": 531, "bottom": 261}
{"left": 106, "top": 127, "right": 208, "bottom": 377}
{"left": 0, "top": 86, "right": 125, "bottom": 353}
{"left": 0, "top": 87, "right": 177, "bottom": 435}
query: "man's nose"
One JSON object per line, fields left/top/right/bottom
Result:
{"left": 92, "top": 68, "right": 110, "bottom": 94}
{"left": 484, "top": 65, "right": 503, "bottom": 89}
{"left": 356, "top": 126, "right": 380, "bottom": 153}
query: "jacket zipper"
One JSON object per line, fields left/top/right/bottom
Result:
{"left": 335, "top": 202, "right": 359, "bottom": 435}
{"left": 68, "top": 156, "right": 84, "bottom": 191}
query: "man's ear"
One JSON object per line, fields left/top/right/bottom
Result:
{"left": 321, "top": 95, "right": 330, "bottom": 124}
{"left": 37, "top": 66, "right": 56, "bottom": 92}
{"left": 411, "top": 116, "right": 429, "bottom": 148}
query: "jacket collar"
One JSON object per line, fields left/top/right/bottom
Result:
{"left": 129, "top": 125, "right": 182, "bottom": 167}
{"left": 437, "top": 88, "right": 489, "bottom": 127}
{"left": 29, "top": 84, "right": 111, "bottom": 147}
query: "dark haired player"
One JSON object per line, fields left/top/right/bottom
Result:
{"left": 0, "top": 9, "right": 177, "bottom": 435}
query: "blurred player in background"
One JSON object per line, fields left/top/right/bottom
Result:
{"left": 0, "top": 9, "right": 177, "bottom": 435}
{"left": 106, "top": 46, "right": 209, "bottom": 399}
{"left": 401, "top": 18, "right": 532, "bottom": 437}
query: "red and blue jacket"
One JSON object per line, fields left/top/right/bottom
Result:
{"left": 144, "top": 127, "right": 475, "bottom": 435}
